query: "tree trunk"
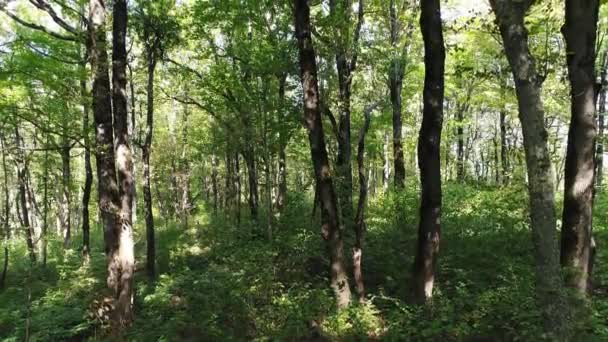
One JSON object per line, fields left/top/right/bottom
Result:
{"left": 88, "top": 0, "right": 127, "bottom": 326}
{"left": 294, "top": 0, "right": 352, "bottom": 308}
{"left": 456, "top": 104, "right": 465, "bottom": 182}
{"left": 81, "top": 66, "right": 93, "bottom": 261}
{"left": 243, "top": 148, "right": 259, "bottom": 220}
{"left": 42, "top": 147, "right": 49, "bottom": 267}
{"left": 354, "top": 104, "right": 375, "bottom": 302}
{"left": 330, "top": 0, "right": 363, "bottom": 232}
{"left": 500, "top": 109, "right": 509, "bottom": 184}
{"left": 0, "top": 134, "right": 10, "bottom": 288}
{"left": 277, "top": 75, "right": 288, "bottom": 211}
{"left": 211, "top": 154, "right": 219, "bottom": 214}
{"left": 596, "top": 64, "right": 606, "bottom": 189}
{"left": 60, "top": 137, "right": 71, "bottom": 247}
{"left": 412, "top": 0, "right": 444, "bottom": 302}
{"left": 235, "top": 152, "right": 241, "bottom": 226}
{"left": 383, "top": 130, "right": 390, "bottom": 191}
{"left": 490, "top": 0, "right": 571, "bottom": 338}
{"left": 15, "top": 127, "right": 36, "bottom": 264}
{"left": 143, "top": 53, "right": 157, "bottom": 280}
{"left": 560, "top": 0, "right": 599, "bottom": 296}
{"left": 389, "top": 0, "right": 405, "bottom": 188}
{"left": 110, "top": 0, "right": 135, "bottom": 325}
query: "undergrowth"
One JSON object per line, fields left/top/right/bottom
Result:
{"left": 1, "top": 183, "right": 608, "bottom": 340}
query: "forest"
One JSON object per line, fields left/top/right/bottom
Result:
{"left": 0, "top": 0, "right": 607, "bottom": 340}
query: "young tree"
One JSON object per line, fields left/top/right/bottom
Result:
{"left": 388, "top": 0, "right": 410, "bottom": 188}
{"left": 560, "top": 0, "right": 599, "bottom": 295}
{"left": 411, "top": 0, "right": 445, "bottom": 302}
{"left": 294, "top": 0, "right": 352, "bottom": 308}
{"left": 329, "top": 0, "right": 364, "bottom": 231}
{"left": 489, "top": 0, "right": 571, "bottom": 338}
{"left": 133, "top": 0, "right": 179, "bottom": 279}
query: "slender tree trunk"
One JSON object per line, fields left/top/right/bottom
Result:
{"left": 330, "top": 0, "right": 364, "bottom": 232}
{"left": 81, "top": 67, "right": 93, "bottom": 261}
{"left": 383, "top": 131, "right": 390, "bottom": 191}
{"left": 263, "top": 103, "right": 272, "bottom": 240}
{"left": 412, "top": 0, "right": 444, "bottom": 302}
{"left": 235, "top": 152, "right": 241, "bottom": 226}
{"left": 294, "top": 0, "right": 352, "bottom": 308}
{"left": 500, "top": 109, "right": 509, "bottom": 184}
{"left": 560, "top": 0, "right": 599, "bottom": 296}
{"left": 15, "top": 127, "right": 36, "bottom": 264}
{"left": 490, "top": 0, "right": 571, "bottom": 338}
{"left": 60, "top": 137, "right": 71, "bottom": 248}
{"left": 0, "top": 134, "right": 10, "bottom": 288}
{"left": 143, "top": 53, "right": 157, "bottom": 280}
{"left": 243, "top": 149, "right": 259, "bottom": 220}
{"left": 42, "top": 147, "right": 49, "bottom": 267}
{"left": 277, "top": 75, "right": 288, "bottom": 211}
{"left": 211, "top": 154, "right": 218, "bottom": 214}
{"left": 389, "top": 0, "right": 405, "bottom": 188}
{"left": 128, "top": 62, "right": 137, "bottom": 225}
{"left": 596, "top": 65, "right": 606, "bottom": 189}
{"left": 353, "top": 104, "right": 375, "bottom": 302}
{"left": 456, "top": 105, "right": 465, "bottom": 182}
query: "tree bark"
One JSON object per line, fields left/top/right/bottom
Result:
{"left": 276, "top": 75, "right": 288, "bottom": 211}
{"left": 42, "top": 145, "right": 49, "bottom": 267}
{"left": 235, "top": 151, "right": 241, "bottom": 226}
{"left": 500, "top": 109, "right": 509, "bottom": 184}
{"left": 110, "top": 0, "right": 135, "bottom": 325}
{"left": 294, "top": 0, "right": 352, "bottom": 308}
{"left": 0, "top": 134, "right": 10, "bottom": 288}
{"left": 88, "top": 0, "right": 128, "bottom": 326}
{"left": 354, "top": 103, "right": 375, "bottom": 302}
{"left": 330, "top": 0, "right": 364, "bottom": 232}
{"left": 456, "top": 104, "right": 465, "bottom": 182}
{"left": 383, "top": 130, "right": 390, "bottom": 191}
{"left": 60, "top": 136, "right": 71, "bottom": 247}
{"left": 15, "top": 127, "right": 36, "bottom": 264}
{"left": 412, "top": 0, "right": 444, "bottom": 302}
{"left": 596, "top": 61, "right": 606, "bottom": 189}
{"left": 242, "top": 148, "right": 259, "bottom": 220}
{"left": 211, "top": 154, "right": 219, "bottom": 214}
{"left": 490, "top": 0, "right": 571, "bottom": 338}
{"left": 81, "top": 65, "right": 93, "bottom": 261}
{"left": 560, "top": 0, "right": 599, "bottom": 296}
{"left": 389, "top": 0, "right": 405, "bottom": 188}
{"left": 143, "top": 50, "right": 157, "bottom": 280}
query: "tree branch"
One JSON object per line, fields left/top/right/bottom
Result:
{"left": 0, "top": 8, "right": 77, "bottom": 42}
{"left": 350, "top": 0, "right": 365, "bottom": 72}
{"left": 28, "top": 0, "right": 79, "bottom": 35}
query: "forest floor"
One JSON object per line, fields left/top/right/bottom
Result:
{"left": 1, "top": 183, "right": 608, "bottom": 341}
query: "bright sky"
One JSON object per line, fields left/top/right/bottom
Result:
{"left": 444, "top": 0, "right": 491, "bottom": 21}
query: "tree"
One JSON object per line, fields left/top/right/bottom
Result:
{"left": 560, "top": 0, "right": 599, "bottom": 295}
{"left": 133, "top": 0, "right": 179, "bottom": 279}
{"left": 489, "top": 0, "right": 571, "bottom": 338}
{"left": 412, "top": 0, "right": 444, "bottom": 302}
{"left": 110, "top": 0, "right": 135, "bottom": 325}
{"left": 88, "top": 0, "right": 132, "bottom": 326}
{"left": 388, "top": 0, "right": 412, "bottom": 188}
{"left": 294, "top": 0, "right": 352, "bottom": 308}
{"left": 329, "top": 0, "right": 364, "bottom": 231}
